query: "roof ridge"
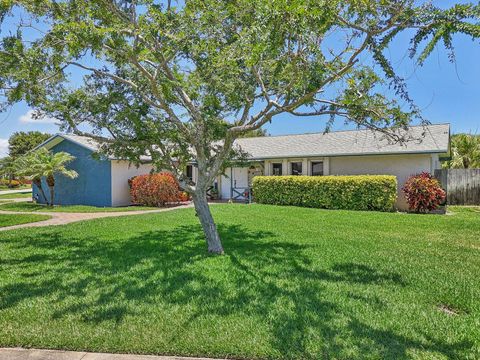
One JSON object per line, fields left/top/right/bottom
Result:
{"left": 237, "top": 123, "right": 449, "bottom": 141}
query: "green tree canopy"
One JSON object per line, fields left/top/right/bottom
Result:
{"left": 238, "top": 128, "right": 268, "bottom": 138}
{"left": 0, "top": 156, "right": 17, "bottom": 185}
{"left": 1, "top": 0, "right": 479, "bottom": 253}
{"left": 443, "top": 133, "right": 480, "bottom": 169}
{"left": 8, "top": 131, "right": 51, "bottom": 158}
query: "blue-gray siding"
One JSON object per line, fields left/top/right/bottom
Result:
{"left": 33, "top": 140, "right": 112, "bottom": 207}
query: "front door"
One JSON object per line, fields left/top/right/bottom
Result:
{"left": 232, "top": 167, "right": 249, "bottom": 200}
{"left": 220, "top": 167, "right": 249, "bottom": 200}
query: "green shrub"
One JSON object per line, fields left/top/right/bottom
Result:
{"left": 0, "top": 179, "right": 20, "bottom": 188}
{"left": 252, "top": 175, "right": 397, "bottom": 211}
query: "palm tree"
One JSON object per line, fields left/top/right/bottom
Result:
{"left": 443, "top": 134, "right": 480, "bottom": 169}
{"left": 15, "top": 154, "right": 49, "bottom": 203}
{"left": 19, "top": 148, "right": 78, "bottom": 206}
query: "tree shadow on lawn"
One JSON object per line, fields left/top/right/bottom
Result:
{"left": 0, "top": 223, "right": 472, "bottom": 359}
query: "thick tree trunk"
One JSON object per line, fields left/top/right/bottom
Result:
{"left": 192, "top": 190, "right": 224, "bottom": 254}
{"left": 46, "top": 175, "right": 55, "bottom": 207}
{"left": 33, "top": 178, "right": 49, "bottom": 205}
{"left": 8, "top": 174, "right": 14, "bottom": 188}
{"left": 49, "top": 186, "right": 55, "bottom": 207}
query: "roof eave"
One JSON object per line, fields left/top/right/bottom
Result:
{"left": 246, "top": 149, "right": 449, "bottom": 161}
{"left": 33, "top": 133, "right": 99, "bottom": 153}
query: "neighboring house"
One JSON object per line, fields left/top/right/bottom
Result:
{"left": 33, "top": 124, "right": 450, "bottom": 209}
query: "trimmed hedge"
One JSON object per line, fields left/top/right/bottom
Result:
{"left": 252, "top": 175, "right": 397, "bottom": 211}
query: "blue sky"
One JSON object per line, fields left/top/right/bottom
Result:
{"left": 1, "top": 0, "right": 479, "bottom": 157}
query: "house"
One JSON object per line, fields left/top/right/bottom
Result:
{"left": 33, "top": 124, "right": 450, "bottom": 209}
{"left": 225, "top": 124, "right": 450, "bottom": 209}
{"left": 32, "top": 134, "right": 154, "bottom": 207}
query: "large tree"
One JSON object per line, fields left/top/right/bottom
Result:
{"left": 8, "top": 131, "right": 51, "bottom": 158}
{"left": 0, "top": 1, "right": 479, "bottom": 253}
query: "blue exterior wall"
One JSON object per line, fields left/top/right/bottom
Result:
{"left": 32, "top": 140, "right": 112, "bottom": 206}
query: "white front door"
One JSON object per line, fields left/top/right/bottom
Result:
{"left": 233, "top": 167, "right": 249, "bottom": 189}
{"left": 220, "top": 169, "right": 232, "bottom": 199}
{"left": 220, "top": 167, "right": 249, "bottom": 200}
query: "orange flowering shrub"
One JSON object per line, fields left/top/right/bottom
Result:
{"left": 130, "top": 172, "right": 184, "bottom": 207}
{"left": 179, "top": 191, "right": 191, "bottom": 202}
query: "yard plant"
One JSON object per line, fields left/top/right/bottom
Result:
{"left": 402, "top": 172, "right": 446, "bottom": 213}
{"left": 17, "top": 148, "right": 78, "bottom": 206}
{"left": 0, "top": 204, "right": 479, "bottom": 359}
{"left": 253, "top": 175, "right": 397, "bottom": 211}
{"left": 0, "top": 178, "right": 20, "bottom": 188}
{"left": 1, "top": 1, "right": 479, "bottom": 253}
{"left": 130, "top": 172, "right": 184, "bottom": 207}
{"left": 443, "top": 133, "right": 480, "bottom": 169}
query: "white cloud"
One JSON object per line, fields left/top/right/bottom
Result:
{"left": 19, "top": 110, "right": 58, "bottom": 124}
{"left": 0, "top": 138, "right": 8, "bottom": 158}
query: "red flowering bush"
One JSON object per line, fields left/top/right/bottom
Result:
{"left": 179, "top": 191, "right": 191, "bottom": 202}
{"left": 402, "top": 172, "right": 446, "bottom": 213}
{"left": 130, "top": 172, "right": 184, "bottom": 207}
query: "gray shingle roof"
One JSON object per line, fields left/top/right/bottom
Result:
{"left": 235, "top": 124, "right": 450, "bottom": 160}
{"left": 61, "top": 134, "right": 103, "bottom": 152}
{"left": 39, "top": 123, "right": 449, "bottom": 161}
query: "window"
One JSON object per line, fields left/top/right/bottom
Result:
{"left": 290, "top": 162, "right": 302, "bottom": 176}
{"left": 311, "top": 161, "right": 323, "bottom": 176}
{"left": 272, "top": 163, "right": 283, "bottom": 176}
{"left": 186, "top": 165, "right": 193, "bottom": 181}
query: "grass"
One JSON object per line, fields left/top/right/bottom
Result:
{"left": 0, "top": 213, "right": 51, "bottom": 228}
{"left": 0, "top": 202, "right": 158, "bottom": 213}
{"left": 448, "top": 205, "right": 480, "bottom": 214}
{"left": 0, "top": 204, "right": 479, "bottom": 359}
{"left": 0, "top": 192, "right": 32, "bottom": 200}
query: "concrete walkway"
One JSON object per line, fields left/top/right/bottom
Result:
{"left": 0, "top": 197, "right": 32, "bottom": 202}
{"left": 0, "top": 348, "right": 221, "bottom": 360}
{"left": 0, "top": 188, "right": 31, "bottom": 196}
{"left": 0, "top": 204, "right": 194, "bottom": 232}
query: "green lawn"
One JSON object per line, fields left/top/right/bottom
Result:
{"left": 0, "top": 202, "right": 157, "bottom": 213}
{"left": 0, "top": 204, "right": 479, "bottom": 359}
{"left": 0, "top": 192, "right": 32, "bottom": 200}
{"left": 0, "top": 213, "right": 51, "bottom": 228}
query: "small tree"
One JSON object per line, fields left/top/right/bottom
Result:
{"left": 402, "top": 172, "right": 446, "bottom": 213}
{"left": 1, "top": 1, "right": 479, "bottom": 253}
{"left": 19, "top": 149, "right": 78, "bottom": 206}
